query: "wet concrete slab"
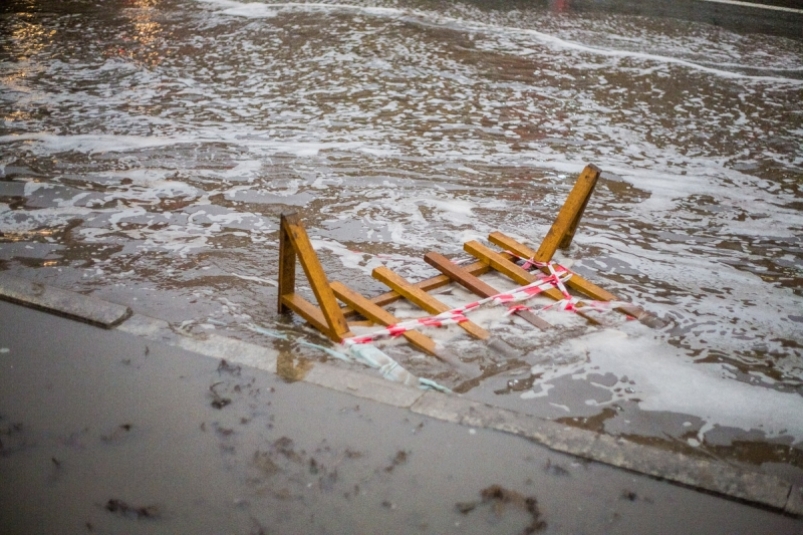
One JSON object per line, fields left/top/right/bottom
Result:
{"left": 411, "top": 392, "right": 803, "bottom": 515}
{"left": 0, "top": 272, "right": 131, "bottom": 328}
{"left": 1, "top": 298, "right": 802, "bottom": 534}
{"left": 1, "top": 276, "right": 802, "bottom": 522}
{"left": 304, "top": 364, "right": 426, "bottom": 408}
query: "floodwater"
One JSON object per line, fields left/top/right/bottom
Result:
{"left": 1, "top": 0, "right": 802, "bottom": 483}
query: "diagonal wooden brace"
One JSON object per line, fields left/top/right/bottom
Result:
{"left": 332, "top": 281, "right": 441, "bottom": 356}
{"left": 489, "top": 232, "right": 617, "bottom": 301}
{"left": 331, "top": 281, "right": 471, "bottom": 372}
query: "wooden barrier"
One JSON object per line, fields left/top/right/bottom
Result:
{"left": 276, "top": 164, "right": 650, "bottom": 357}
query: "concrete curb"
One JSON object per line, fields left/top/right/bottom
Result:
{"left": 305, "top": 365, "right": 425, "bottom": 408}
{"left": 118, "top": 313, "right": 279, "bottom": 372}
{"left": 410, "top": 392, "right": 803, "bottom": 516}
{"left": 0, "top": 273, "right": 131, "bottom": 328}
{"left": 2, "top": 275, "right": 801, "bottom": 516}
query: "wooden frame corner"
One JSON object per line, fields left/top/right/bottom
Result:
{"left": 277, "top": 212, "right": 350, "bottom": 341}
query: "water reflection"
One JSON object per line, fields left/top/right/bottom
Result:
{"left": 5, "top": 13, "right": 55, "bottom": 61}
{"left": 122, "top": 0, "right": 164, "bottom": 65}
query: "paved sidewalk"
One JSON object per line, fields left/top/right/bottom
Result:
{"left": 1, "top": 296, "right": 801, "bottom": 534}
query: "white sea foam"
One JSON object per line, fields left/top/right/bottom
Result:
{"left": 0, "top": 133, "right": 197, "bottom": 154}
{"left": 0, "top": 132, "right": 370, "bottom": 158}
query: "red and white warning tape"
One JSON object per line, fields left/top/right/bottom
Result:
{"left": 342, "top": 257, "right": 629, "bottom": 346}
{"left": 507, "top": 253, "right": 630, "bottom": 315}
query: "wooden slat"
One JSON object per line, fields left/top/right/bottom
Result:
{"left": 464, "top": 241, "right": 541, "bottom": 287}
{"left": 488, "top": 231, "right": 618, "bottom": 301}
{"left": 280, "top": 212, "right": 350, "bottom": 339}
{"left": 424, "top": 252, "right": 550, "bottom": 331}
{"left": 536, "top": 164, "right": 600, "bottom": 262}
{"left": 366, "top": 259, "right": 497, "bottom": 310}
{"left": 332, "top": 282, "right": 438, "bottom": 359}
{"left": 423, "top": 252, "right": 498, "bottom": 297}
{"left": 463, "top": 240, "right": 601, "bottom": 326}
{"left": 347, "top": 320, "right": 375, "bottom": 328}
{"left": 372, "top": 266, "right": 490, "bottom": 340}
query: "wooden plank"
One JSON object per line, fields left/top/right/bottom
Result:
{"left": 463, "top": 240, "right": 601, "bottom": 326}
{"left": 372, "top": 266, "right": 490, "bottom": 340}
{"left": 280, "top": 212, "right": 350, "bottom": 339}
{"left": 332, "top": 282, "right": 439, "bottom": 359}
{"left": 347, "top": 320, "right": 375, "bottom": 328}
{"left": 488, "top": 231, "right": 618, "bottom": 301}
{"left": 277, "top": 215, "right": 296, "bottom": 314}
{"left": 423, "top": 252, "right": 551, "bottom": 331}
{"left": 536, "top": 164, "right": 600, "bottom": 262}
{"left": 280, "top": 293, "right": 346, "bottom": 341}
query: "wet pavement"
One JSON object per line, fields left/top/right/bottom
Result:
{"left": 1, "top": 0, "right": 802, "bottom": 523}
{"left": 1, "top": 299, "right": 802, "bottom": 534}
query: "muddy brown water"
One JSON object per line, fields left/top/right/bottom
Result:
{"left": 1, "top": 0, "right": 802, "bottom": 493}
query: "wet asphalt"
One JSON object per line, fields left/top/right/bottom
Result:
{"left": 1, "top": 300, "right": 801, "bottom": 533}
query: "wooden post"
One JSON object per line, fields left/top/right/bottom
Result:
{"left": 535, "top": 164, "right": 600, "bottom": 262}
{"left": 277, "top": 214, "right": 296, "bottom": 314}
{"left": 277, "top": 213, "right": 351, "bottom": 342}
